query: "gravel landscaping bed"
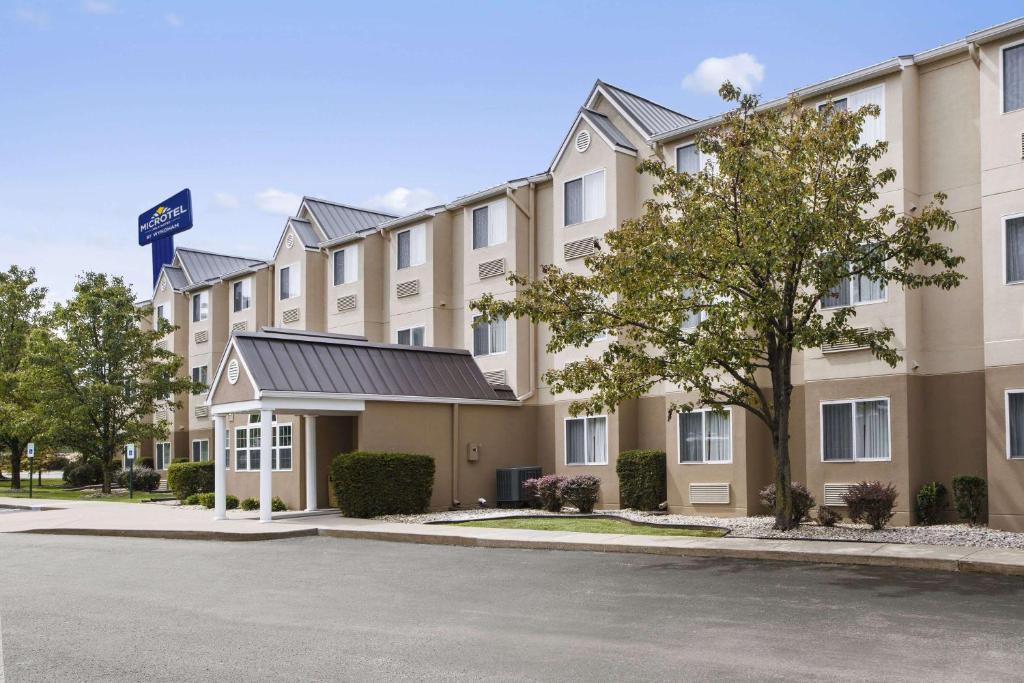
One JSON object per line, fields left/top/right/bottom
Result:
{"left": 377, "top": 508, "right": 1024, "bottom": 550}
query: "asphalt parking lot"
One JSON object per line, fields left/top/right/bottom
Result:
{"left": 1, "top": 533, "right": 1023, "bottom": 681}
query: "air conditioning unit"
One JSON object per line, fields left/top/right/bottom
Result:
{"left": 478, "top": 258, "right": 506, "bottom": 280}
{"left": 231, "top": 321, "right": 247, "bottom": 332}
{"left": 564, "top": 237, "right": 596, "bottom": 261}
{"left": 824, "top": 483, "right": 854, "bottom": 507}
{"left": 194, "top": 406, "right": 209, "bottom": 418}
{"left": 194, "top": 330, "right": 209, "bottom": 344}
{"left": 282, "top": 308, "right": 301, "bottom": 324}
{"left": 482, "top": 369, "right": 507, "bottom": 385}
{"left": 689, "top": 483, "right": 730, "bottom": 504}
{"left": 821, "top": 327, "right": 871, "bottom": 354}
{"left": 336, "top": 294, "right": 357, "bottom": 312}
{"left": 496, "top": 466, "right": 543, "bottom": 507}
{"left": 396, "top": 279, "right": 420, "bottom": 298}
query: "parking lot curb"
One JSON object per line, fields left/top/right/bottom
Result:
{"left": 20, "top": 527, "right": 320, "bottom": 542}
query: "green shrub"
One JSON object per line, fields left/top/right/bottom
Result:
{"left": 196, "top": 492, "right": 215, "bottom": 509}
{"left": 226, "top": 495, "right": 239, "bottom": 510}
{"left": 952, "top": 475, "right": 987, "bottom": 525}
{"left": 240, "top": 497, "right": 259, "bottom": 511}
{"left": 759, "top": 482, "right": 816, "bottom": 526}
{"left": 331, "top": 451, "right": 435, "bottom": 518}
{"left": 915, "top": 482, "right": 948, "bottom": 526}
{"left": 62, "top": 460, "right": 103, "bottom": 488}
{"left": 167, "top": 461, "right": 214, "bottom": 500}
{"left": 816, "top": 505, "right": 840, "bottom": 527}
{"left": 118, "top": 466, "right": 161, "bottom": 492}
{"left": 561, "top": 474, "right": 601, "bottom": 513}
{"left": 616, "top": 450, "right": 666, "bottom": 511}
{"left": 844, "top": 481, "right": 898, "bottom": 530}
{"left": 137, "top": 456, "right": 154, "bottom": 470}
{"left": 184, "top": 494, "right": 200, "bottom": 506}
{"left": 171, "top": 456, "right": 189, "bottom": 465}
{"left": 271, "top": 496, "right": 287, "bottom": 512}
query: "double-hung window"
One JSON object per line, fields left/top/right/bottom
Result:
{"left": 191, "top": 290, "right": 209, "bottom": 322}
{"left": 472, "top": 201, "right": 508, "bottom": 249}
{"left": 821, "top": 85, "right": 884, "bottom": 144}
{"left": 472, "top": 315, "right": 506, "bottom": 356}
{"left": 397, "top": 225, "right": 426, "bottom": 269}
{"left": 678, "top": 408, "right": 732, "bottom": 463}
{"left": 821, "top": 251, "right": 886, "bottom": 308}
{"left": 1003, "top": 42, "right": 1024, "bottom": 113}
{"left": 681, "top": 289, "right": 707, "bottom": 330}
{"left": 564, "top": 170, "right": 605, "bottom": 226}
{"left": 1007, "top": 391, "right": 1024, "bottom": 459}
{"left": 234, "top": 415, "right": 292, "bottom": 471}
{"left": 675, "top": 144, "right": 701, "bottom": 174}
{"left": 821, "top": 398, "right": 891, "bottom": 461}
{"left": 279, "top": 265, "right": 299, "bottom": 300}
{"left": 191, "top": 439, "right": 209, "bottom": 463}
{"left": 155, "top": 442, "right": 172, "bottom": 470}
{"left": 1004, "top": 215, "right": 1024, "bottom": 284}
{"left": 154, "top": 303, "right": 169, "bottom": 330}
{"left": 565, "top": 416, "right": 607, "bottom": 465}
{"left": 191, "top": 365, "right": 208, "bottom": 388}
{"left": 396, "top": 326, "right": 425, "bottom": 346}
{"left": 333, "top": 246, "right": 359, "bottom": 286}
{"left": 233, "top": 278, "right": 252, "bottom": 312}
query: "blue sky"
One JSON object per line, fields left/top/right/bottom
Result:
{"left": 2, "top": 1, "right": 1021, "bottom": 302}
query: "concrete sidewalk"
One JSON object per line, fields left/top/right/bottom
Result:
{"left": 3, "top": 496, "right": 1024, "bottom": 577}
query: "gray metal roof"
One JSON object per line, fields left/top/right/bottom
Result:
{"left": 176, "top": 248, "right": 265, "bottom": 286}
{"left": 302, "top": 197, "right": 396, "bottom": 241}
{"left": 595, "top": 81, "right": 695, "bottom": 138}
{"left": 162, "top": 265, "right": 189, "bottom": 291}
{"left": 286, "top": 217, "right": 320, "bottom": 248}
{"left": 581, "top": 108, "right": 637, "bottom": 152}
{"left": 232, "top": 328, "right": 518, "bottom": 403}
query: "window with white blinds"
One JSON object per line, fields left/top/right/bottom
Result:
{"left": 472, "top": 315, "right": 506, "bottom": 356}
{"left": 832, "top": 84, "right": 885, "bottom": 144}
{"left": 279, "top": 264, "right": 300, "bottom": 300}
{"left": 333, "top": 246, "right": 359, "bottom": 286}
{"left": 564, "top": 170, "right": 606, "bottom": 226}
{"left": 565, "top": 416, "right": 607, "bottom": 465}
{"left": 821, "top": 398, "right": 890, "bottom": 462}
{"left": 1005, "top": 215, "right": 1024, "bottom": 284}
{"left": 678, "top": 409, "right": 732, "bottom": 463}
{"left": 397, "top": 225, "right": 426, "bottom": 269}
{"left": 1003, "top": 42, "right": 1024, "bottom": 113}
{"left": 675, "top": 144, "right": 700, "bottom": 174}
{"left": 472, "top": 200, "right": 507, "bottom": 249}
{"left": 1007, "top": 390, "right": 1024, "bottom": 459}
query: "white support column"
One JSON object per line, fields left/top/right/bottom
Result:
{"left": 305, "top": 416, "right": 317, "bottom": 512}
{"left": 259, "top": 409, "right": 273, "bottom": 523}
{"left": 213, "top": 414, "right": 227, "bottom": 520}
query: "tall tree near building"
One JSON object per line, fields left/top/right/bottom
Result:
{"left": 22, "top": 272, "right": 199, "bottom": 493}
{"left": 472, "top": 84, "right": 964, "bottom": 530}
{"left": 0, "top": 266, "right": 48, "bottom": 489}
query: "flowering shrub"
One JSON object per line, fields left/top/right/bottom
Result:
{"left": 522, "top": 475, "right": 567, "bottom": 512}
{"left": 843, "top": 481, "right": 898, "bottom": 530}
{"left": 759, "top": 482, "right": 816, "bottom": 526}
{"left": 561, "top": 474, "right": 602, "bottom": 513}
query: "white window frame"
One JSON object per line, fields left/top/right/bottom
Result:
{"left": 154, "top": 303, "right": 170, "bottom": 330}
{"left": 1000, "top": 38, "right": 1024, "bottom": 115}
{"left": 191, "top": 364, "right": 209, "bottom": 387}
{"left": 563, "top": 415, "right": 608, "bottom": 466}
{"left": 472, "top": 314, "right": 507, "bottom": 357}
{"left": 1005, "top": 389, "right": 1024, "bottom": 460}
{"left": 234, "top": 418, "right": 292, "bottom": 472}
{"left": 673, "top": 142, "right": 717, "bottom": 174}
{"left": 279, "top": 263, "right": 300, "bottom": 300}
{"left": 819, "top": 397, "right": 892, "bottom": 463}
{"left": 677, "top": 407, "right": 733, "bottom": 464}
{"left": 814, "top": 84, "right": 885, "bottom": 144}
{"left": 191, "top": 290, "right": 209, "bottom": 322}
{"left": 470, "top": 200, "right": 508, "bottom": 249}
{"left": 395, "top": 325, "right": 425, "bottom": 346}
{"left": 396, "top": 225, "right": 427, "bottom": 270}
{"left": 820, "top": 272, "right": 888, "bottom": 309}
{"left": 563, "top": 168, "right": 606, "bottom": 227}
{"left": 1002, "top": 212, "right": 1024, "bottom": 285}
{"left": 332, "top": 245, "right": 359, "bottom": 286}
{"left": 155, "top": 442, "right": 172, "bottom": 470}
{"left": 191, "top": 439, "right": 210, "bottom": 463}
{"left": 232, "top": 278, "right": 252, "bottom": 313}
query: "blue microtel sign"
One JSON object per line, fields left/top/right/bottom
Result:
{"left": 138, "top": 189, "right": 193, "bottom": 246}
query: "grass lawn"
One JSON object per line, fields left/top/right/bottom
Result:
{"left": 448, "top": 516, "right": 727, "bottom": 537}
{"left": 0, "top": 479, "right": 173, "bottom": 504}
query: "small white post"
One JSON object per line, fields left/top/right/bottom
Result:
{"left": 213, "top": 414, "right": 227, "bottom": 520}
{"left": 305, "top": 416, "right": 317, "bottom": 512}
{"left": 259, "top": 408, "right": 273, "bottom": 523}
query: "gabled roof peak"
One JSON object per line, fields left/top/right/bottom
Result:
{"left": 587, "top": 80, "right": 696, "bottom": 139}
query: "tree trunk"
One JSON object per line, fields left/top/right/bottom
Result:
{"left": 102, "top": 464, "right": 112, "bottom": 495}
{"left": 771, "top": 353, "right": 796, "bottom": 530}
{"left": 9, "top": 444, "right": 22, "bottom": 490}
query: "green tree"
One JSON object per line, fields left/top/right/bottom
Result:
{"left": 0, "top": 266, "right": 48, "bottom": 489}
{"left": 23, "top": 272, "right": 199, "bottom": 493}
{"left": 472, "top": 84, "right": 964, "bottom": 530}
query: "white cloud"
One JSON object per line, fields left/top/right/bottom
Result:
{"left": 14, "top": 7, "right": 49, "bottom": 28}
{"left": 682, "top": 53, "right": 765, "bottom": 95}
{"left": 210, "top": 192, "right": 240, "bottom": 211}
{"left": 366, "top": 187, "right": 441, "bottom": 216}
{"left": 164, "top": 13, "right": 183, "bottom": 27}
{"left": 81, "top": 1, "right": 114, "bottom": 15}
{"left": 254, "top": 188, "right": 301, "bottom": 216}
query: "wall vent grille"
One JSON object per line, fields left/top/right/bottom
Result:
{"left": 824, "top": 483, "right": 854, "bottom": 507}
{"left": 1020, "top": 131, "right": 1024, "bottom": 160}
{"left": 575, "top": 129, "right": 591, "bottom": 153}
{"left": 478, "top": 258, "right": 506, "bottom": 280}
{"left": 688, "top": 483, "right": 730, "bottom": 504}
{"left": 336, "top": 294, "right": 358, "bottom": 312}
{"left": 396, "top": 279, "right": 420, "bottom": 298}
{"left": 154, "top": 340, "right": 168, "bottom": 351}
{"left": 231, "top": 321, "right": 247, "bottom": 333}
{"left": 194, "top": 406, "right": 209, "bottom": 419}
{"left": 821, "top": 327, "right": 871, "bottom": 354}
{"left": 194, "top": 330, "right": 209, "bottom": 344}
{"left": 282, "top": 308, "right": 301, "bottom": 324}
{"left": 564, "top": 237, "right": 596, "bottom": 261}
{"left": 154, "top": 410, "right": 169, "bottom": 423}
{"left": 482, "top": 369, "right": 507, "bottom": 386}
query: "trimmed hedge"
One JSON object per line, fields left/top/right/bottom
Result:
{"left": 331, "top": 451, "right": 435, "bottom": 518}
{"left": 119, "top": 466, "right": 161, "bottom": 492}
{"left": 167, "top": 461, "right": 214, "bottom": 500}
{"left": 616, "top": 450, "right": 666, "bottom": 511}
{"left": 63, "top": 460, "right": 104, "bottom": 487}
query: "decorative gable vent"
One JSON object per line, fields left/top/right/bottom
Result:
{"left": 482, "top": 369, "right": 507, "bottom": 386}
{"left": 575, "top": 129, "right": 591, "bottom": 153}
{"left": 478, "top": 258, "right": 506, "bottom": 280}
{"left": 194, "top": 406, "right": 209, "bottom": 419}
{"left": 194, "top": 330, "right": 209, "bottom": 344}
{"left": 282, "top": 308, "right": 301, "bottom": 324}
{"left": 286, "top": 233, "right": 295, "bottom": 249}
{"left": 336, "top": 294, "right": 358, "bottom": 312}
{"left": 396, "top": 279, "right": 420, "bottom": 298}
{"left": 227, "top": 359, "right": 240, "bottom": 385}
{"left": 821, "top": 327, "right": 871, "bottom": 354}
{"left": 564, "top": 237, "right": 597, "bottom": 261}
{"left": 231, "top": 321, "right": 247, "bottom": 333}
{"left": 824, "top": 483, "right": 854, "bottom": 507}
{"left": 689, "top": 483, "right": 730, "bottom": 505}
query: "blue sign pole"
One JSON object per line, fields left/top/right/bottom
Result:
{"left": 139, "top": 189, "right": 193, "bottom": 286}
